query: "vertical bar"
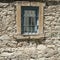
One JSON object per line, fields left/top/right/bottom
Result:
{"left": 31, "top": 11, "right": 32, "bottom": 34}
{"left": 33, "top": 11, "right": 35, "bottom": 33}
{"left": 24, "top": 16, "right": 25, "bottom": 33}
{"left": 34, "top": 17, "right": 35, "bottom": 33}
{"left": 27, "top": 17, "right": 29, "bottom": 33}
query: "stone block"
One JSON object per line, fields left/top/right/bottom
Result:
{"left": 0, "top": 34, "right": 11, "bottom": 40}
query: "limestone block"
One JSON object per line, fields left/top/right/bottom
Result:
{"left": 38, "top": 58, "right": 45, "bottom": 60}
{"left": 24, "top": 47, "right": 36, "bottom": 55}
{"left": 0, "top": 52, "right": 13, "bottom": 57}
{"left": 51, "top": 32, "right": 58, "bottom": 37}
{"left": 17, "top": 41, "right": 28, "bottom": 47}
{"left": 53, "top": 40, "right": 60, "bottom": 47}
{"left": 7, "top": 27, "right": 12, "bottom": 31}
{"left": 0, "top": 8, "right": 2, "bottom": 12}
{"left": 8, "top": 7, "right": 15, "bottom": 11}
{"left": 0, "top": 3, "right": 9, "bottom": 8}
{"left": 0, "top": 57, "right": 5, "bottom": 60}
{"left": 2, "top": 12, "right": 7, "bottom": 16}
{"left": 0, "top": 43, "right": 6, "bottom": 48}
{"left": 37, "top": 44, "right": 46, "bottom": 51}
{"left": 45, "top": 33, "right": 51, "bottom": 37}
{"left": 6, "top": 41, "right": 17, "bottom": 48}
{"left": 44, "top": 48, "right": 58, "bottom": 58}
{"left": 8, "top": 11, "right": 14, "bottom": 15}
{"left": 47, "top": 45, "right": 55, "bottom": 49}
{"left": 0, "top": 34, "right": 11, "bottom": 40}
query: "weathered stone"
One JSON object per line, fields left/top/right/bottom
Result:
{"left": 6, "top": 42, "right": 17, "bottom": 47}
{"left": 0, "top": 34, "right": 11, "bottom": 40}
{"left": 44, "top": 48, "right": 58, "bottom": 58}
{"left": 47, "top": 45, "right": 55, "bottom": 49}
{"left": 30, "top": 59, "right": 35, "bottom": 60}
{"left": 37, "top": 44, "right": 46, "bottom": 51}
{"left": 0, "top": 52, "right": 13, "bottom": 57}
{"left": 7, "top": 11, "right": 14, "bottom": 15}
{"left": 0, "top": 57, "right": 5, "bottom": 60}
{"left": 7, "top": 27, "right": 12, "bottom": 31}
{"left": 38, "top": 58, "right": 45, "bottom": 60}
{"left": 0, "top": 3, "right": 9, "bottom": 8}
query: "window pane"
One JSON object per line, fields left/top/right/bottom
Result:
{"left": 32, "top": 26, "right": 35, "bottom": 33}
{"left": 24, "top": 10, "right": 29, "bottom": 17}
{"left": 29, "top": 17, "right": 31, "bottom": 26}
{"left": 24, "top": 26, "right": 28, "bottom": 32}
{"left": 31, "top": 17, "right": 35, "bottom": 26}
{"left": 24, "top": 10, "right": 36, "bottom": 17}
{"left": 29, "top": 26, "right": 31, "bottom": 32}
{"left": 24, "top": 17, "right": 29, "bottom": 26}
{"left": 31, "top": 11, "right": 36, "bottom": 17}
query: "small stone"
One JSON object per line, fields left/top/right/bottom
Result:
{"left": 30, "top": 59, "right": 35, "bottom": 60}
{"left": 0, "top": 34, "right": 11, "bottom": 40}
{"left": 0, "top": 57, "right": 5, "bottom": 60}
{"left": 37, "top": 44, "right": 46, "bottom": 51}
{"left": 38, "top": 58, "right": 45, "bottom": 60}
{"left": 44, "top": 48, "right": 58, "bottom": 58}
{"left": 47, "top": 45, "right": 55, "bottom": 49}
{"left": 0, "top": 3, "right": 9, "bottom": 8}
{"left": 7, "top": 27, "right": 12, "bottom": 31}
{"left": 8, "top": 11, "right": 14, "bottom": 15}
{"left": 6, "top": 42, "right": 17, "bottom": 48}
{"left": 1, "top": 52, "right": 13, "bottom": 57}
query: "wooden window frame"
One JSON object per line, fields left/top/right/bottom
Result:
{"left": 15, "top": 1, "right": 44, "bottom": 40}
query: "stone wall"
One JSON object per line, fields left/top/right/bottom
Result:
{"left": 0, "top": 2, "right": 60, "bottom": 60}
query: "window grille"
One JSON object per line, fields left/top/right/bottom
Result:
{"left": 21, "top": 6, "right": 39, "bottom": 35}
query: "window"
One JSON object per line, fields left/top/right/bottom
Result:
{"left": 21, "top": 6, "right": 39, "bottom": 35}
{"left": 15, "top": 2, "right": 44, "bottom": 39}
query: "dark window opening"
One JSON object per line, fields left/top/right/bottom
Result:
{"left": 21, "top": 6, "right": 39, "bottom": 35}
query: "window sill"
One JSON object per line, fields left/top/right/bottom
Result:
{"left": 13, "top": 33, "right": 44, "bottom": 40}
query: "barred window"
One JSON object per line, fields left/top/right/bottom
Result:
{"left": 21, "top": 6, "right": 39, "bottom": 35}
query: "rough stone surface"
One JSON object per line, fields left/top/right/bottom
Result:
{"left": 0, "top": 2, "right": 60, "bottom": 60}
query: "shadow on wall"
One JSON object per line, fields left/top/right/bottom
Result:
{"left": 45, "top": 1, "right": 60, "bottom": 6}
{"left": 0, "top": 0, "right": 60, "bottom": 5}
{"left": 0, "top": 0, "right": 14, "bottom": 2}
{"left": 0, "top": 0, "right": 43, "bottom": 3}
{"left": 15, "top": 37, "right": 46, "bottom": 47}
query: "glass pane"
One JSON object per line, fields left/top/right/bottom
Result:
{"left": 31, "top": 17, "right": 35, "bottom": 26}
{"left": 24, "top": 10, "right": 29, "bottom": 17}
{"left": 32, "top": 26, "right": 34, "bottom": 33}
{"left": 29, "top": 26, "right": 31, "bottom": 32}
{"left": 35, "top": 26, "right": 37, "bottom": 32}
{"left": 24, "top": 17, "right": 29, "bottom": 26}
{"left": 31, "top": 11, "right": 36, "bottom": 17}
{"left": 24, "top": 10, "right": 36, "bottom": 17}
{"left": 24, "top": 26, "right": 28, "bottom": 32}
{"left": 29, "top": 17, "right": 31, "bottom": 26}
